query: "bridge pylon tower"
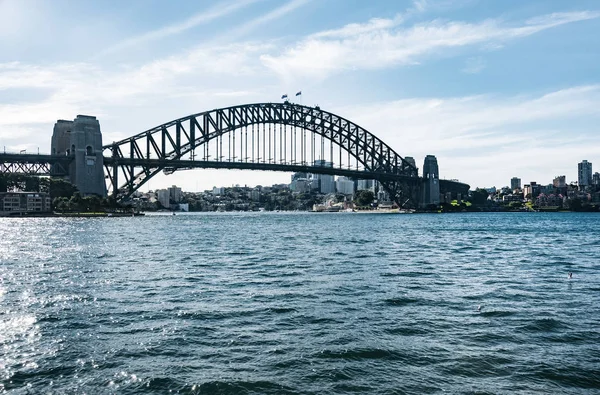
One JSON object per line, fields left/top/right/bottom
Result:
{"left": 51, "top": 115, "right": 106, "bottom": 196}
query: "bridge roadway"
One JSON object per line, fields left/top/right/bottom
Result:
{"left": 103, "top": 157, "right": 419, "bottom": 183}
{"left": 0, "top": 153, "right": 470, "bottom": 201}
{"left": 0, "top": 152, "right": 71, "bottom": 176}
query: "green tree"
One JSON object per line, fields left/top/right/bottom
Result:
{"left": 569, "top": 198, "right": 582, "bottom": 212}
{"left": 354, "top": 190, "right": 375, "bottom": 207}
{"left": 49, "top": 178, "right": 78, "bottom": 199}
{"left": 469, "top": 188, "right": 489, "bottom": 205}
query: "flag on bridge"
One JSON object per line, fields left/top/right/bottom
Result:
{"left": 295, "top": 91, "right": 302, "bottom": 96}
{"left": 281, "top": 94, "right": 288, "bottom": 99}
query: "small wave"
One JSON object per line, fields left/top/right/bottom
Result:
{"left": 384, "top": 297, "right": 422, "bottom": 306}
{"left": 480, "top": 310, "right": 516, "bottom": 318}
{"left": 269, "top": 307, "right": 296, "bottom": 314}
{"left": 316, "top": 347, "right": 399, "bottom": 361}
{"left": 179, "top": 380, "right": 297, "bottom": 394}
{"left": 520, "top": 317, "right": 565, "bottom": 333}
{"left": 400, "top": 271, "right": 435, "bottom": 277}
{"left": 386, "top": 326, "right": 430, "bottom": 336}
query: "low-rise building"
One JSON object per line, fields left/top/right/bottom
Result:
{"left": 0, "top": 192, "right": 52, "bottom": 214}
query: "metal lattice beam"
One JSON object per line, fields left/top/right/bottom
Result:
{"left": 103, "top": 103, "right": 423, "bottom": 207}
{"left": 0, "top": 153, "right": 71, "bottom": 176}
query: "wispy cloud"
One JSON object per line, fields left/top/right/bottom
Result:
{"left": 339, "top": 85, "right": 600, "bottom": 187}
{"left": 261, "top": 11, "right": 600, "bottom": 80}
{"left": 224, "top": 0, "right": 312, "bottom": 40}
{"left": 99, "top": 0, "right": 259, "bottom": 56}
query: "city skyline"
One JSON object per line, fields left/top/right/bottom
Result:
{"left": 1, "top": 0, "right": 599, "bottom": 191}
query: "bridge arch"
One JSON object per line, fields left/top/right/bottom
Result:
{"left": 103, "top": 102, "right": 421, "bottom": 207}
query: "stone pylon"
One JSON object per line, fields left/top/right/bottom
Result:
{"left": 51, "top": 115, "right": 106, "bottom": 197}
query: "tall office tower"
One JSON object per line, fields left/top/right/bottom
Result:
{"left": 422, "top": 155, "right": 440, "bottom": 206}
{"left": 578, "top": 160, "right": 593, "bottom": 187}
{"left": 312, "top": 160, "right": 335, "bottom": 194}
{"left": 357, "top": 179, "right": 374, "bottom": 191}
{"left": 335, "top": 176, "right": 355, "bottom": 195}
{"left": 511, "top": 177, "right": 521, "bottom": 190}
{"left": 593, "top": 172, "right": 600, "bottom": 186}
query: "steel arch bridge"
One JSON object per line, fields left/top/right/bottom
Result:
{"left": 103, "top": 102, "right": 422, "bottom": 207}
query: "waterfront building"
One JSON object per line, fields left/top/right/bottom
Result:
{"left": 0, "top": 192, "right": 52, "bottom": 214}
{"left": 212, "top": 186, "right": 225, "bottom": 196}
{"left": 156, "top": 189, "right": 170, "bottom": 208}
{"left": 511, "top": 177, "right": 521, "bottom": 190}
{"left": 593, "top": 172, "right": 600, "bottom": 186}
{"left": 169, "top": 185, "right": 182, "bottom": 203}
{"left": 530, "top": 182, "right": 540, "bottom": 198}
{"left": 538, "top": 184, "right": 552, "bottom": 195}
{"left": 422, "top": 155, "right": 440, "bottom": 206}
{"left": 335, "top": 176, "right": 354, "bottom": 195}
{"left": 523, "top": 184, "right": 532, "bottom": 199}
{"left": 502, "top": 194, "right": 522, "bottom": 202}
{"left": 578, "top": 160, "right": 593, "bottom": 187}
{"left": 290, "top": 178, "right": 311, "bottom": 193}
{"left": 248, "top": 189, "right": 261, "bottom": 201}
{"left": 553, "top": 175, "right": 566, "bottom": 188}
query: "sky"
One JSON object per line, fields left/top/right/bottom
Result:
{"left": 1, "top": 0, "right": 599, "bottom": 191}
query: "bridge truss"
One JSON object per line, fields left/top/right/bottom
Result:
{"left": 0, "top": 153, "right": 70, "bottom": 176}
{"left": 104, "top": 102, "right": 421, "bottom": 207}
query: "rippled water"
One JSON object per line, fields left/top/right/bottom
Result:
{"left": 1, "top": 212, "right": 599, "bottom": 394}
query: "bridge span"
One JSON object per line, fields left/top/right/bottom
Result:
{"left": 0, "top": 102, "right": 469, "bottom": 208}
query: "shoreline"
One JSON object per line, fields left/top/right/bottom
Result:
{"left": 0, "top": 212, "right": 145, "bottom": 218}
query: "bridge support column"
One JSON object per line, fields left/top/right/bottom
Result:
{"left": 51, "top": 115, "right": 106, "bottom": 196}
{"left": 112, "top": 146, "right": 119, "bottom": 200}
{"left": 421, "top": 155, "right": 440, "bottom": 207}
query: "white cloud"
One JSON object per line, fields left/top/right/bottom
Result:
{"left": 223, "top": 0, "right": 313, "bottom": 40}
{"left": 261, "top": 11, "right": 600, "bottom": 80}
{"left": 99, "top": 0, "right": 260, "bottom": 56}
{"left": 311, "top": 15, "right": 404, "bottom": 39}
{"left": 0, "top": 41, "right": 271, "bottom": 126}
{"left": 336, "top": 85, "right": 600, "bottom": 188}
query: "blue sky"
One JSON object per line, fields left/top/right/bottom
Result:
{"left": 1, "top": 0, "right": 599, "bottom": 191}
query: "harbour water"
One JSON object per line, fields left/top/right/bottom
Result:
{"left": 1, "top": 212, "right": 599, "bottom": 394}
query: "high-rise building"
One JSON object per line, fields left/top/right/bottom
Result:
{"left": 168, "top": 185, "right": 182, "bottom": 203}
{"left": 593, "top": 172, "right": 600, "bottom": 186}
{"left": 357, "top": 179, "right": 375, "bottom": 192}
{"left": 578, "top": 160, "right": 593, "bottom": 187}
{"left": 336, "top": 176, "right": 354, "bottom": 195}
{"left": 523, "top": 184, "right": 532, "bottom": 198}
{"left": 511, "top": 177, "right": 521, "bottom": 190}
{"left": 530, "top": 181, "right": 540, "bottom": 198}
{"left": 422, "top": 155, "right": 440, "bottom": 206}
{"left": 291, "top": 172, "right": 307, "bottom": 181}
{"left": 553, "top": 176, "right": 566, "bottom": 188}
{"left": 312, "top": 160, "right": 335, "bottom": 194}
{"left": 157, "top": 189, "right": 170, "bottom": 208}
